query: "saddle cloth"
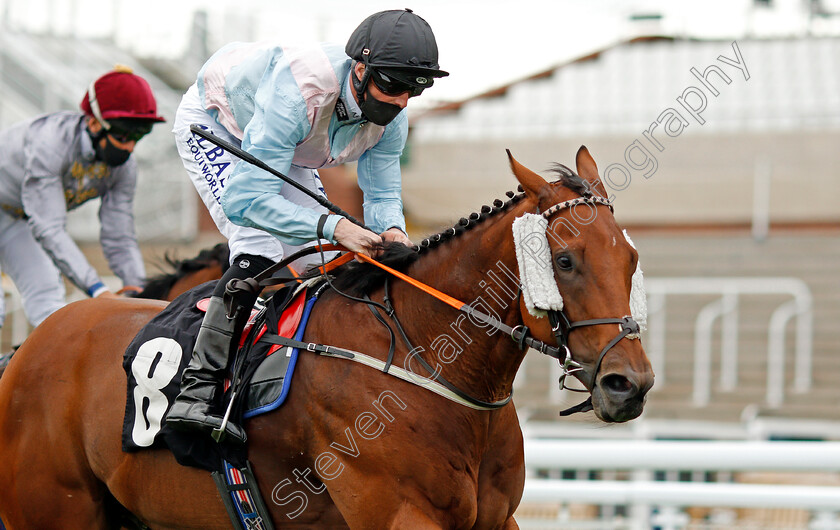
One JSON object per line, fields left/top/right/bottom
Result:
{"left": 121, "top": 280, "right": 314, "bottom": 471}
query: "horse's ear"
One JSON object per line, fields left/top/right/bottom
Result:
{"left": 575, "top": 146, "right": 610, "bottom": 197}
{"left": 506, "top": 149, "right": 547, "bottom": 197}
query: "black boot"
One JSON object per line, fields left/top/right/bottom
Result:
{"left": 165, "top": 295, "right": 247, "bottom": 444}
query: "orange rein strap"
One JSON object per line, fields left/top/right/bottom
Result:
{"left": 273, "top": 243, "right": 565, "bottom": 410}
{"left": 313, "top": 245, "right": 355, "bottom": 275}
{"left": 351, "top": 251, "right": 562, "bottom": 359}
{"left": 354, "top": 253, "right": 464, "bottom": 311}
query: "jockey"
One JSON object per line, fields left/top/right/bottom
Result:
{"left": 0, "top": 66, "right": 164, "bottom": 331}
{"left": 166, "top": 8, "right": 448, "bottom": 442}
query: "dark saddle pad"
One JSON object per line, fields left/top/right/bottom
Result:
{"left": 121, "top": 280, "right": 311, "bottom": 471}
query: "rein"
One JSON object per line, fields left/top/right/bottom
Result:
{"left": 236, "top": 244, "right": 561, "bottom": 410}
{"left": 232, "top": 193, "right": 641, "bottom": 414}
{"left": 353, "top": 253, "right": 561, "bottom": 359}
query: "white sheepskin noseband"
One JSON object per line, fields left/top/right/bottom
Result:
{"left": 512, "top": 198, "right": 646, "bottom": 333}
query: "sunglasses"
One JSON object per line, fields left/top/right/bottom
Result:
{"left": 369, "top": 69, "right": 429, "bottom": 97}
{"left": 107, "top": 130, "right": 146, "bottom": 143}
{"left": 106, "top": 121, "right": 153, "bottom": 143}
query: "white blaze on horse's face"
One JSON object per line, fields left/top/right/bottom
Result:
{"left": 507, "top": 147, "right": 654, "bottom": 423}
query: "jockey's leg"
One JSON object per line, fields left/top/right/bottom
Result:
{"left": 169, "top": 86, "right": 285, "bottom": 442}
{"left": 0, "top": 214, "right": 65, "bottom": 327}
{"left": 165, "top": 253, "right": 273, "bottom": 443}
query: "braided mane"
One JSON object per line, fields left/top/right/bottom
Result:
{"left": 417, "top": 162, "right": 585, "bottom": 253}
{"left": 330, "top": 163, "right": 583, "bottom": 295}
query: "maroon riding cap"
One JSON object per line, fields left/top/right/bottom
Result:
{"left": 80, "top": 66, "right": 166, "bottom": 123}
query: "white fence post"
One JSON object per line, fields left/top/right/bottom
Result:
{"left": 642, "top": 277, "right": 813, "bottom": 410}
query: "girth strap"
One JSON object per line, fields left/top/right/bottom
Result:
{"left": 257, "top": 332, "right": 512, "bottom": 410}
{"left": 258, "top": 334, "right": 355, "bottom": 358}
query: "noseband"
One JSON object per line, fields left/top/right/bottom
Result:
{"left": 548, "top": 310, "right": 640, "bottom": 391}
{"left": 530, "top": 195, "right": 643, "bottom": 403}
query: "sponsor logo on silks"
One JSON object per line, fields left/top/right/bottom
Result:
{"left": 313, "top": 172, "right": 327, "bottom": 197}
{"left": 335, "top": 99, "right": 349, "bottom": 121}
{"left": 187, "top": 125, "right": 232, "bottom": 206}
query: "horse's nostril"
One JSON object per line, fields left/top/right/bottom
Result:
{"left": 601, "top": 374, "right": 633, "bottom": 394}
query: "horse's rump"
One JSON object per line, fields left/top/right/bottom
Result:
{"left": 0, "top": 297, "right": 246, "bottom": 527}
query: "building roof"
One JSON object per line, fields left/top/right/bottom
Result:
{"left": 411, "top": 36, "right": 840, "bottom": 142}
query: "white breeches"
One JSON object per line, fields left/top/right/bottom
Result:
{"left": 0, "top": 212, "right": 66, "bottom": 329}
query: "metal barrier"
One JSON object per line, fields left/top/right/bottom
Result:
{"left": 643, "top": 277, "right": 813, "bottom": 408}
{"left": 521, "top": 439, "right": 840, "bottom": 529}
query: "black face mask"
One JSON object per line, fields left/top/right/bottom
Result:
{"left": 92, "top": 131, "right": 132, "bottom": 166}
{"left": 358, "top": 85, "right": 403, "bottom": 126}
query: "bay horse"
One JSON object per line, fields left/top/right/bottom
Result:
{"left": 135, "top": 242, "right": 229, "bottom": 301}
{"left": 0, "top": 148, "right": 653, "bottom": 529}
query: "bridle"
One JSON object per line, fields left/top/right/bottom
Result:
{"left": 232, "top": 194, "right": 642, "bottom": 414}
{"left": 529, "top": 195, "right": 642, "bottom": 409}
{"left": 350, "top": 193, "right": 643, "bottom": 412}
{"left": 548, "top": 310, "right": 640, "bottom": 391}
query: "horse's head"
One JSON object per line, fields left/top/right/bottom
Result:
{"left": 509, "top": 147, "right": 653, "bottom": 422}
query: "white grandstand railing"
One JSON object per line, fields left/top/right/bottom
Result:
{"left": 643, "top": 277, "right": 813, "bottom": 408}
{"left": 522, "top": 416, "right": 840, "bottom": 443}
{"left": 525, "top": 440, "right": 840, "bottom": 471}
{"left": 520, "top": 439, "right": 840, "bottom": 530}
{"left": 0, "top": 275, "right": 122, "bottom": 350}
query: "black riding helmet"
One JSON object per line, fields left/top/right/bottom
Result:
{"left": 346, "top": 8, "right": 449, "bottom": 98}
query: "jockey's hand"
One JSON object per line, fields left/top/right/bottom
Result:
{"left": 333, "top": 218, "right": 381, "bottom": 257}
{"left": 381, "top": 227, "right": 413, "bottom": 247}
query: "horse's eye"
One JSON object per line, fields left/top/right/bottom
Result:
{"left": 556, "top": 254, "right": 574, "bottom": 271}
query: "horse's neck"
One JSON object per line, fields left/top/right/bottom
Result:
{"left": 395, "top": 208, "right": 528, "bottom": 402}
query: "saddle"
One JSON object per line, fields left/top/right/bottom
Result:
{"left": 121, "top": 279, "right": 318, "bottom": 472}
